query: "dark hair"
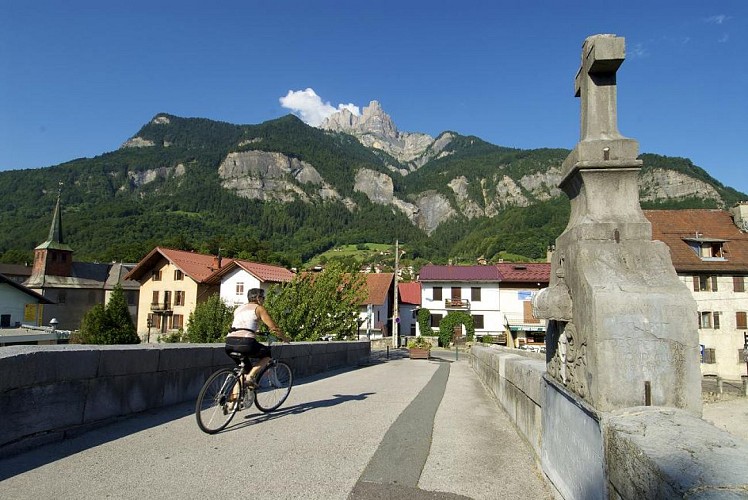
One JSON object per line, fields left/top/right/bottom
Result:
{"left": 247, "top": 288, "right": 265, "bottom": 303}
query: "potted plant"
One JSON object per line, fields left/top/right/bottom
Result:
{"left": 407, "top": 336, "right": 431, "bottom": 359}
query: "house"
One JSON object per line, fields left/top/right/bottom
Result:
{"left": 0, "top": 263, "right": 32, "bottom": 285}
{"left": 0, "top": 273, "right": 53, "bottom": 330}
{"left": 397, "top": 281, "right": 421, "bottom": 337}
{"left": 645, "top": 205, "right": 748, "bottom": 381}
{"left": 358, "top": 273, "right": 394, "bottom": 339}
{"left": 496, "top": 262, "right": 550, "bottom": 347}
{"left": 23, "top": 194, "right": 139, "bottom": 330}
{"left": 418, "top": 264, "right": 503, "bottom": 339}
{"left": 124, "top": 247, "right": 232, "bottom": 341}
{"left": 205, "top": 259, "right": 295, "bottom": 307}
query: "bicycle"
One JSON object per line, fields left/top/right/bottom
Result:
{"left": 195, "top": 341, "right": 293, "bottom": 434}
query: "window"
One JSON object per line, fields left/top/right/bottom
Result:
{"left": 699, "top": 311, "right": 720, "bottom": 329}
{"left": 147, "top": 313, "right": 160, "bottom": 329}
{"left": 734, "top": 277, "right": 746, "bottom": 293}
{"left": 430, "top": 314, "right": 443, "bottom": 327}
{"left": 236, "top": 282, "right": 244, "bottom": 296}
{"left": 126, "top": 291, "right": 137, "bottom": 306}
{"left": 152, "top": 270, "right": 162, "bottom": 281}
{"left": 174, "top": 291, "right": 185, "bottom": 306}
{"left": 451, "top": 287, "right": 461, "bottom": 300}
{"left": 471, "top": 287, "right": 481, "bottom": 302}
{"left": 693, "top": 275, "right": 718, "bottom": 292}
{"left": 152, "top": 290, "right": 159, "bottom": 305}
{"left": 702, "top": 347, "right": 716, "bottom": 364}
{"left": 57, "top": 291, "right": 66, "bottom": 304}
{"left": 737, "top": 312, "right": 747, "bottom": 330}
{"left": 171, "top": 314, "right": 184, "bottom": 330}
{"left": 433, "top": 287, "right": 442, "bottom": 301}
{"left": 472, "top": 314, "right": 484, "bottom": 329}
{"left": 174, "top": 269, "right": 184, "bottom": 281}
{"left": 163, "top": 291, "right": 172, "bottom": 308}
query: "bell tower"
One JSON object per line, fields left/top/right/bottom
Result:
{"left": 30, "top": 190, "right": 74, "bottom": 281}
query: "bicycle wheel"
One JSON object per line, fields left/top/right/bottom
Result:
{"left": 196, "top": 368, "right": 241, "bottom": 434}
{"left": 254, "top": 361, "right": 293, "bottom": 412}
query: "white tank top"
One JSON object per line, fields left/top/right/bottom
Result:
{"left": 229, "top": 303, "right": 259, "bottom": 336}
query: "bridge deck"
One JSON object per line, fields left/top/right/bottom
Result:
{"left": 0, "top": 349, "right": 552, "bottom": 499}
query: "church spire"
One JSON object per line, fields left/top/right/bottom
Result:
{"left": 36, "top": 183, "right": 72, "bottom": 252}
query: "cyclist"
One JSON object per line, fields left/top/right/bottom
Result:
{"left": 225, "top": 288, "right": 291, "bottom": 388}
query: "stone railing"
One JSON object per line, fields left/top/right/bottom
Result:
{"left": 470, "top": 345, "right": 748, "bottom": 499}
{"left": 0, "top": 341, "right": 370, "bottom": 458}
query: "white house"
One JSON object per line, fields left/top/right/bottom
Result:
{"left": 496, "top": 262, "right": 550, "bottom": 347}
{"left": 0, "top": 273, "right": 53, "bottom": 329}
{"left": 207, "top": 259, "right": 295, "bottom": 307}
{"left": 397, "top": 281, "right": 421, "bottom": 337}
{"left": 418, "top": 265, "right": 503, "bottom": 338}
{"left": 358, "top": 273, "right": 394, "bottom": 339}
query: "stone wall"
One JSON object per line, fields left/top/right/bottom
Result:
{"left": 0, "top": 341, "right": 370, "bottom": 458}
{"left": 470, "top": 345, "right": 748, "bottom": 499}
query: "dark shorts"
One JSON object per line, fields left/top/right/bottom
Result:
{"left": 225, "top": 336, "right": 271, "bottom": 368}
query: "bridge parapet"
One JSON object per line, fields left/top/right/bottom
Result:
{"left": 471, "top": 345, "right": 748, "bottom": 498}
{"left": 0, "top": 341, "right": 370, "bottom": 458}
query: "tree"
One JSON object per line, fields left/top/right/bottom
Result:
{"left": 79, "top": 284, "right": 139, "bottom": 344}
{"left": 187, "top": 293, "right": 235, "bottom": 343}
{"left": 264, "top": 261, "right": 367, "bottom": 341}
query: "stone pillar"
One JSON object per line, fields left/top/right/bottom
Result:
{"left": 533, "top": 34, "right": 702, "bottom": 499}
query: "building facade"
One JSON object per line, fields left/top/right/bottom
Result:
{"left": 418, "top": 265, "right": 503, "bottom": 338}
{"left": 124, "top": 247, "right": 227, "bottom": 341}
{"left": 645, "top": 205, "right": 748, "bottom": 381}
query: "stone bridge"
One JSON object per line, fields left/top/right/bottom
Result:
{"left": 1, "top": 343, "right": 746, "bottom": 499}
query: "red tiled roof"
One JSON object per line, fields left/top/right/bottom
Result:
{"left": 124, "top": 247, "right": 233, "bottom": 283}
{"left": 419, "top": 264, "right": 501, "bottom": 282}
{"left": 496, "top": 263, "right": 551, "bottom": 283}
{"left": 398, "top": 281, "right": 421, "bottom": 305}
{"left": 644, "top": 210, "right": 748, "bottom": 273}
{"left": 363, "top": 273, "right": 394, "bottom": 305}
{"left": 205, "top": 259, "right": 294, "bottom": 284}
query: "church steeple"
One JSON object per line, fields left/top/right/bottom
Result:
{"left": 30, "top": 187, "right": 74, "bottom": 280}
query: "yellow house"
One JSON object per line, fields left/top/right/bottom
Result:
{"left": 124, "top": 247, "right": 230, "bottom": 342}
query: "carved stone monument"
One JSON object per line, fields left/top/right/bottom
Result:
{"left": 534, "top": 34, "right": 704, "bottom": 499}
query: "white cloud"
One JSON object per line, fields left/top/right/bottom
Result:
{"left": 628, "top": 42, "right": 649, "bottom": 59}
{"left": 718, "top": 33, "right": 729, "bottom": 43}
{"left": 279, "top": 88, "right": 360, "bottom": 126}
{"left": 705, "top": 15, "right": 729, "bottom": 24}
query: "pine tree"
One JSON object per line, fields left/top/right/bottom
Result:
{"left": 78, "top": 284, "right": 139, "bottom": 344}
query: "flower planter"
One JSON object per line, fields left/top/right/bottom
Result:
{"left": 409, "top": 347, "right": 430, "bottom": 359}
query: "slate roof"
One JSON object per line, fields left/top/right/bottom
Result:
{"left": 496, "top": 263, "right": 551, "bottom": 284}
{"left": 398, "top": 281, "right": 421, "bottom": 305}
{"left": 204, "top": 259, "right": 294, "bottom": 285}
{"left": 124, "top": 247, "right": 233, "bottom": 283}
{"left": 418, "top": 264, "right": 501, "bottom": 282}
{"left": 363, "top": 273, "right": 394, "bottom": 305}
{"left": 25, "top": 261, "right": 138, "bottom": 290}
{"left": 644, "top": 209, "right": 748, "bottom": 273}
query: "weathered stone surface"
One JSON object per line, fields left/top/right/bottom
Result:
{"left": 639, "top": 168, "right": 721, "bottom": 202}
{"left": 414, "top": 191, "right": 456, "bottom": 234}
{"left": 536, "top": 34, "right": 701, "bottom": 414}
{"left": 218, "top": 150, "right": 333, "bottom": 202}
{"left": 354, "top": 168, "right": 394, "bottom": 204}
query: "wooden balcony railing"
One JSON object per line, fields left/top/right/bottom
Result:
{"left": 444, "top": 298, "right": 470, "bottom": 309}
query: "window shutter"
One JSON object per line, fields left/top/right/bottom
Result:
{"left": 704, "top": 348, "right": 716, "bottom": 364}
{"left": 711, "top": 276, "right": 718, "bottom": 292}
{"left": 714, "top": 311, "right": 720, "bottom": 329}
{"left": 737, "top": 312, "right": 747, "bottom": 330}
{"left": 734, "top": 276, "right": 745, "bottom": 293}
{"left": 693, "top": 276, "right": 699, "bottom": 291}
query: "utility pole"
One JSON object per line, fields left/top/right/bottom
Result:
{"left": 393, "top": 240, "right": 400, "bottom": 348}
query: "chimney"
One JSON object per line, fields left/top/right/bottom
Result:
{"left": 730, "top": 202, "right": 748, "bottom": 232}
{"left": 212, "top": 253, "right": 222, "bottom": 270}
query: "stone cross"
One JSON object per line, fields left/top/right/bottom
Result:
{"left": 574, "top": 34, "right": 625, "bottom": 141}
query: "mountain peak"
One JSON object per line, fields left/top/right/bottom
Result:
{"left": 321, "top": 100, "right": 398, "bottom": 139}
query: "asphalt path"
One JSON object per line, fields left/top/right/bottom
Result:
{"left": 0, "top": 350, "right": 552, "bottom": 500}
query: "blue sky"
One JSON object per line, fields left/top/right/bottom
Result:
{"left": 1, "top": 1, "right": 746, "bottom": 195}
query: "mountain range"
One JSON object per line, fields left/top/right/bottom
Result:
{"left": 0, "top": 102, "right": 744, "bottom": 268}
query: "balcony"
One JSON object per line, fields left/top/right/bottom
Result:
{"left": 445, "top": 298, "right": 470, "bottom": 309}
{"left": 150, "top": 302, "right": 172, "bottom": 312}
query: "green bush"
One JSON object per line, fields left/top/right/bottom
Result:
{"left": 438, "top": 312, "right": 475, "bottom": 347}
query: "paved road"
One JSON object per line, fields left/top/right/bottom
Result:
{"left": 0, "top": 350, "right": 552, "bottom": 500}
